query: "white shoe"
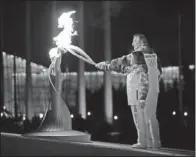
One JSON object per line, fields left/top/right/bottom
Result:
{"left": 131, "top": 143, "right": 147, "bottom": 149}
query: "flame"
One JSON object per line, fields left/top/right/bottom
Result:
{"left": 53, "top": 11, "right": 77, "bottom": 49}
{"left": 47, "top": 10, "right": 96, "bottom": 97}
{"left": 48, "top": 10, "right": 95, "bottom": 66}
{"left": 49, "top": 47, "right": 58, "bottom": 59}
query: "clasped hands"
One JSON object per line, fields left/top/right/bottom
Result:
{"left": 95, "top": 61, "right": 109, "bottom": 71}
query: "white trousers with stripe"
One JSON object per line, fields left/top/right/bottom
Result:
{"left": 130, "top": 92, "right": 161, "bottom": 147}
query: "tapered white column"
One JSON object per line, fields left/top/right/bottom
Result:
{"left": 178, "top": 13, "right": 183, "bottom": 117}
{"left": 103, "top": 1, "right": 113, "bottom": 124}
{"left": 25, "top": 1, "right": 32, "bottom": 120}
{"left": 78, "top": 1, "right": 86, "bottom": 119}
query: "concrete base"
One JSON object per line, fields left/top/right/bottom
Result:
{"left": 1, "top": 132, "right": 194, "bottom": 156}
{"left": 23, "top": 130, "right": 91, "bottom": 143}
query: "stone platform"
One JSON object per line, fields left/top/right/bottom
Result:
{"left": 1, "top": 132, "right": 195, "bottom": 156}
{"left": 23, "top": 130, "right": 91, "bottom": 143}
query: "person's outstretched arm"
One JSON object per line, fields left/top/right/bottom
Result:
{"left": 95, "top": 54, "right": 132, "bottom": 73}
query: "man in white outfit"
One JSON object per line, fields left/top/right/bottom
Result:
{"left": 132, "top": 34, "right": 162, "bottom": 149}
{"left": 96, "top": 34, "right": 162, "bottom": 149}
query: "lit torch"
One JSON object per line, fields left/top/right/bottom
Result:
{"left": 49, "top": 10, "right": 96, "bottom": 67}
{"left": 48, "top": 11, "right": 96, "bottom": 93}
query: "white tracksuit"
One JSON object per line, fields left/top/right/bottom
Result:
{"left": 126, "top": 64, "right": 149, "bottom": 146}
{"left": 143, "top": 53, "right": 161, "bottom": 148}
{"left": 104, "top": 50, "right": 161, "bottom": 148}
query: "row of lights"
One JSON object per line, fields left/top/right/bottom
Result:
{"left": 172, "top": 111, "right": 188, "bottom": 116}
{"left": 0, "top": 112, "right": 44, "bottom": 121}
{"left": 70, "top": 112, "right": 92, "bottom": 119}
{"left": 18, "top": 111, "right": 188, "bottom": 120}
{"left": 21, "top": 113, "right": 44, "bottom": 121}
{"left": 70, "top": 112, "right": 119, "bottom": 120}
{"left": 69, "top": 111, "right": 189, "bottom": 119}
{"left": 0, "top": 106, "right": 188, "bottom": 120}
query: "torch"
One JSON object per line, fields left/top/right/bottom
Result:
{"left": 48, "top": 11, "right": 96, "bottom": 93}
{"left": 22, "top": 10, "right": 92, "bottom": 140}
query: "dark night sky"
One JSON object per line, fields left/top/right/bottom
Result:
{"left": 2, "top": 0, "right": 195, "bottom": 72}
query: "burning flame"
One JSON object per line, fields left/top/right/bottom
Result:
{"left": 48, "top": 10, "right": 95, "bottom": 66}
{"left": 53, "top": 11, "right": 77, "bottom": 50}
{"left": 47, "top": 10, "right": 96, "bottom": 96}
{"left": 49, "top": 47, "right": 59, "bottom": 59}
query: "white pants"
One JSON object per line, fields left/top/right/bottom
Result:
{"left": 131, "top": 92, "right": 161, "bottom": 147}
{"left": 131, "top": 105, "right": 147, "bottom": 146}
